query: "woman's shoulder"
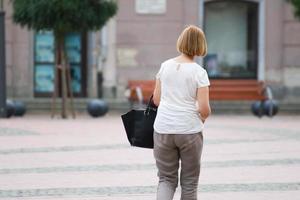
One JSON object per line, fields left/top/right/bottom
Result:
{"left": 194, "top": 63, "right": 207, "bottom": 72}
{"left": 184, "top": 62, "right": 207, "bottom": 74}
{"left": 160, "top": 58, "right": 207, "bottom": 73}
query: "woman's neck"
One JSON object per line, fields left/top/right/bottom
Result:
{"left": 174, "top": 54, "right": 194, "bottom": 63}
{"left": 182, "top": 54, "right": 194, "bottom": 61}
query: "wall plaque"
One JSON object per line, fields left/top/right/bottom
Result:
{"left": 117, "top": 48, "right": 138, "bottom": 67}
{"left": 135, "top": 0, "right": 166, "bottom": 14}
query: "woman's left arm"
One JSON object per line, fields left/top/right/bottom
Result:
{"left": 153, "top": 79, "right": 161, "bottom": 106}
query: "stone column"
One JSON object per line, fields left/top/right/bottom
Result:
{"left": 101, "top": 18, "right": 117, "bottom": 99}
{"left": 87, "top": 32, "right": 99, "bottom": 98}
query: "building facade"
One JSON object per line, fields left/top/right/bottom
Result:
{"left": 2, "top": 0, "right": 300, "bottom": 111}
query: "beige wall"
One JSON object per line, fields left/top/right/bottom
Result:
{"left": 265, "top": 0, "right": 284, "bottom": 84}
{"left": 4, "top": 0, "right": 33, "bottom": 98}
{"left": 3, "top": 0, "right": 300, "bottom": 103}
{"left": 283, "top": 3, "right": 300, "bottom": 89}
{"left": 263, "top": 0, "right": 300, "bottom": 102}
{"left": 115, "top": 0, "right": 199, "bottom": 98}
{"left": 265, "top": 0, "right": 300, "bottom": 88}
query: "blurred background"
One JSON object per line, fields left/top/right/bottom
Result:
{"left": 0, "top": 0, "right": 300, "bottom": 199}
{"left": 0, "top": 0, "right": 299, "bottom": 114}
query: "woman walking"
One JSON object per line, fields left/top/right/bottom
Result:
{"left": 153, "top": 25, "right": 211, "bottom": 200}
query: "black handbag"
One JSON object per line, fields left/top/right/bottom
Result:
{"left": 121, "top": 95, "right": 157, "bottom": 149}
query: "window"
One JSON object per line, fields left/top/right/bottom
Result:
{"left": 204, "top": 0, "right": 258, "bottom": 79}
{"left": 34, "top": 31, "right": 86, "bottom": 97}
{"left": 34, "top": 31, "right": 55, "bottom": 93}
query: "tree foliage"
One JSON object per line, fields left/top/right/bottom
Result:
{"left": 12, "top": 0, "right": 118, "bottom": 34}
{"left": 12, "top": 0, "right": 118, "bottom": 118}
{"left": 289, "top": 0, "right": 300, "bottom": 19}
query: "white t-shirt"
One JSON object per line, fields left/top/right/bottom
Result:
{"left": 153, "top": 58, "right": 210, "bottom": 134}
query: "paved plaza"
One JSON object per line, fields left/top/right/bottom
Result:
{"left": 0, "top": 112, "right": 300, "bottom": 200}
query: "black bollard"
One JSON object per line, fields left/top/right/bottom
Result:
{"left": 14, "top": 100, "right": 26, "bottom": 116}
{"left": 251, "top": 101, "right": 264, "bottom": 118}
{"left": 87, "top": 99, "right": 109, "bottom": 117}
{"left": 263, "top": 100, "right": 279, "bottom": 117}
{"left": 6, "top": 100, "right": 15, "bottom": 118}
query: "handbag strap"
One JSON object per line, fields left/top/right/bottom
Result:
{"left": 144, "top": 95, "right": 157, "bottom": 115}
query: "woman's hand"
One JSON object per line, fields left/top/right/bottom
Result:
{"left": 199, "top": 113, "right": 206, "bottom": 123}
{"left": 201, "top": 118, "right": 205, "bottom": 123}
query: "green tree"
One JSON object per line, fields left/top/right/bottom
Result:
{"left": 289, "top": 0, "right": 300, "bottom": 19}
{"left": 12, "top": 0, "right": 118, "bottom": 118}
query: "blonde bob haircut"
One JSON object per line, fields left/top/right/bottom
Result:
{"left": 176, "top": 25, "right": 207, "bottom": 57}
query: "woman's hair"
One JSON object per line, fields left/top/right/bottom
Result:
{"left": 176, "top": 25, "right": 207, "bottom": 57}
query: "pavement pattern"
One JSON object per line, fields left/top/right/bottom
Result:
{"left": 0, "top": 112, "right": 300, "bottom": 200}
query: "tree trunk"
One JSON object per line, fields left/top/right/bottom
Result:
{"left": 63, "top": 50, "right": 76, "bottom": 118}
{"left": 60, "top": 38, "right": 68, "bottom": 118}
{"left": 54, "top": 32, "right": 68, "bottom": 119}
{"left": 51, "top": 35, "right": 59, "bottom": 118}
{"left": 52, "top": 32, "right": 76, "bottom": 119}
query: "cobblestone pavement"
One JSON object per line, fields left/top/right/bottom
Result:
{"left": 0, "top": 112, "right": 300, "bottom": 200}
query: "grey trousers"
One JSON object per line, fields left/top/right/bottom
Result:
{"left": 153, "top": 131, "right": 204, "bottom": 200}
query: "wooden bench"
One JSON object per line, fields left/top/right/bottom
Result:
{"left": 127, "top": 80, "right": 155, "bottom": 104}
{"left": 127, "top": 79, "right": 267, "bottom": 104}
{"left": 209, "top": 80, "right": 267, "bottom": 100}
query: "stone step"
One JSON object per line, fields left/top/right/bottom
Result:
{"left": 8, "top": 98, "right": 300, "bottom": 114}
{"left": 16, "top": 98, "right": 130, "bottom": 114}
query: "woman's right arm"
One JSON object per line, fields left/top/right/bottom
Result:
{"left": 153, "top": 79, "right": 161, "bottom": 106}
{"left": 196, "top": 86, "right": 211, "bottom": 122}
